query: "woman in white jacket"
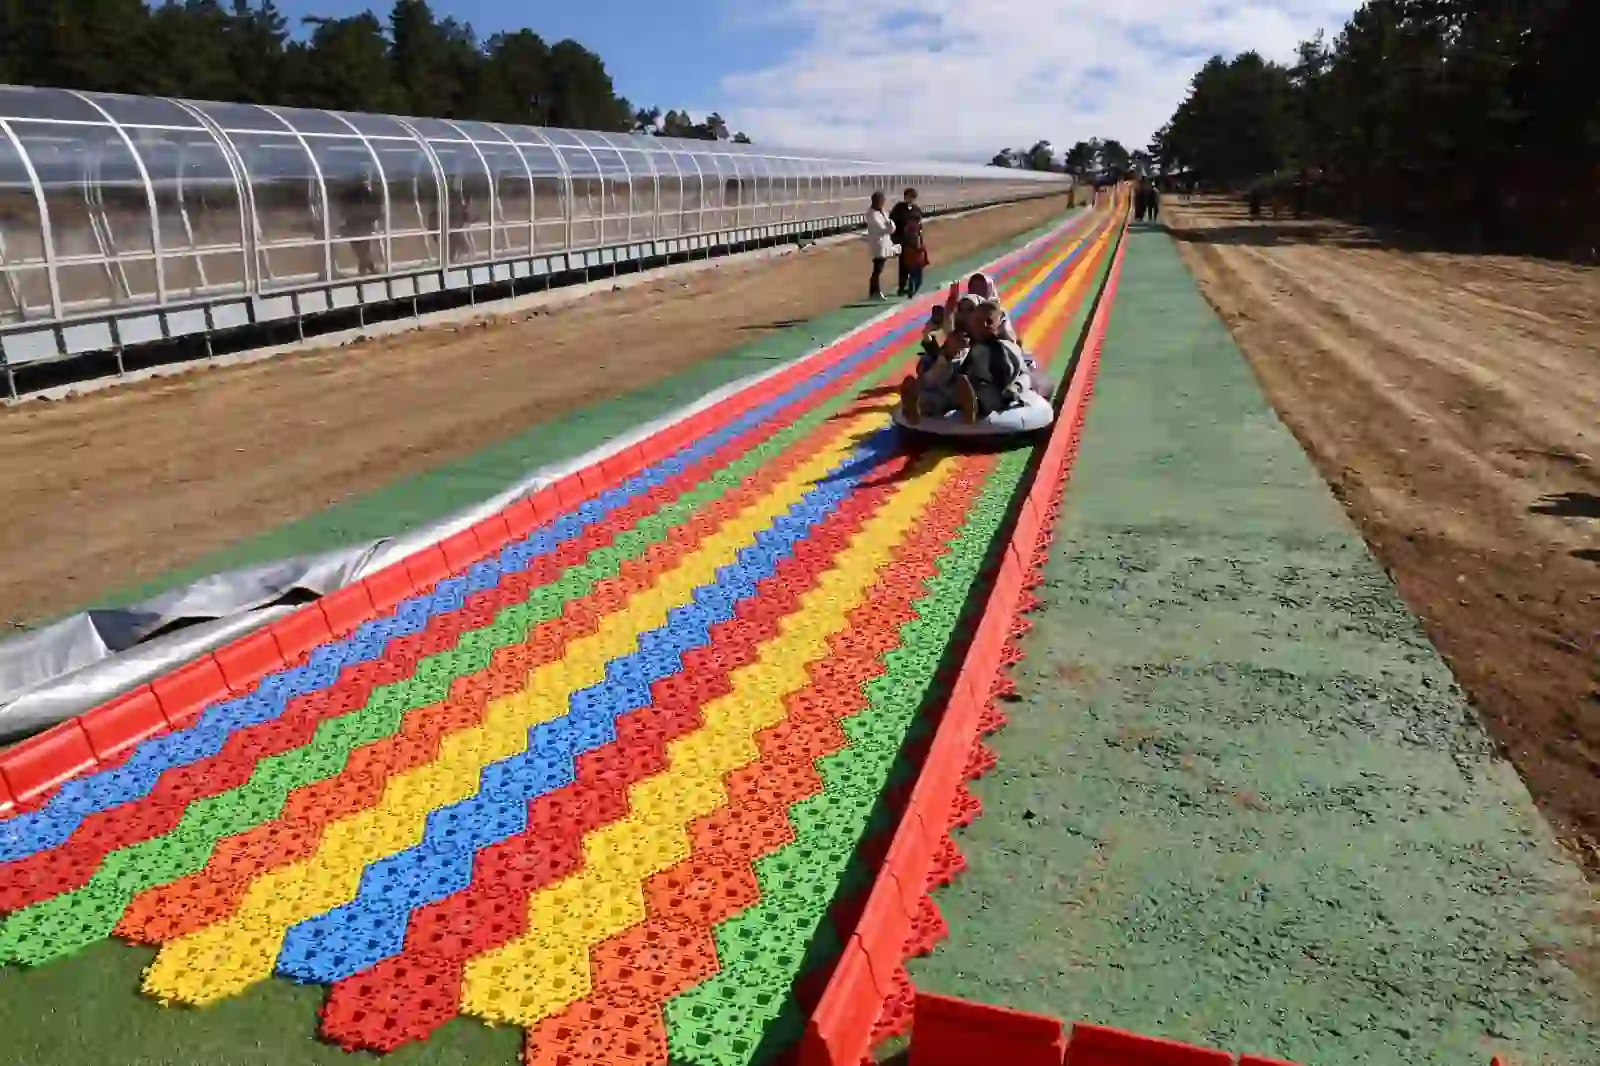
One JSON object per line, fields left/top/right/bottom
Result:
{"left": 865, "top": 191, "right": 898, "bottom": 300}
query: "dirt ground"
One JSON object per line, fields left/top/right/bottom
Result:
{"left": 1165, "top": 197, "right": 1600, "bottom": 875}
{"left": 0, "top": 194, "right": 1072, "bottom": 629}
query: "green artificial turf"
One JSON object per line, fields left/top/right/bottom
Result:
{"left": 907, "top": 226, "right": 1598, "bottom": 1066}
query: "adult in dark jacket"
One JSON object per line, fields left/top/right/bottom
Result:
{"left": 888, "top": 188, "right": 923, "bottom": 296}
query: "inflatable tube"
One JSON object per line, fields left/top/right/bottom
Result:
{"left": 891, "top": 388, "right": 1055, "bottom": 438}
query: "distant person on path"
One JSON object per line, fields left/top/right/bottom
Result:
{"left": 889, "top": 188, "right": 925, "bottom": 297}
{"left": 339, "top": 172, "right": 382, "bottom": 275}
{"left": 1137, "top": 180, "right": 1159, "bottom": 223}
{"left": 865, "top": 191, "right": 897, "bottom": 301}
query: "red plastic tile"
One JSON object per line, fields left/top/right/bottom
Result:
{"left": 589, "top": 916, "right": 718, "bottom": 1000}
{"left": 502, "top": 495, "right": 539, "bottom": 539}
{"left": 553, "top": 473, "right": 585, "bottom": 509}
{"left": 645, "top": 856, "right": 761, "bottom": 928}
{"left": 800, "top": 941, "right": 883, "bottom": 1066}
{"left": 268, "top": 605, "right": 334, "bottom": 665}
{"left": 438, "top": 529, "right": 483, "bottom": 572}
{"left": 362, "top": 562, "right": 416, "bottom": 613}
{"left": 151, "top": 656, "right": 229, "bottom": 728}
{"left": 318, "top": 582, "right": 377, "bottom": 638}
{"left": 80, "top": 687, "right": 168, "bottom": 762}
{"left": 908, "top": 992, "right": 1066, "bottom": 1066}
{"left": 0, "top": 721, "right": 97, "bottom": 805}
{"left": 1064, "top": 1023, "right": 1233, "bottom": 1066}
{"left": 321, "top": 951, "right": 465, "bottom": 1053}
{"left": 403, "top": 545, "right": 451, "bottom": 591}
{"left": 214, "top": 628, "right": 286, "bottom": 694}
{"left": 469, "top": 513, "right": 513, "bottom": 554}
{"left": 525, "top": 991, "right": 669, "bottom": 1066}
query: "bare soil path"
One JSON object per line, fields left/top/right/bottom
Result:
{"left": 0, "top": 194, "right": 1072, "bottom": 628}
{"left": 1165, "top": 197, "right": 1600, "bottom": 873}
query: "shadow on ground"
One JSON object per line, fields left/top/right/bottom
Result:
{"left": 1530, "top": 491, "right": 1600, "bottom": 519}
{"left": 1163, "top": 214, "right": 1390, "bottom": 252}
{"left": 1161, "top": 199, "right": 1598, "bottom": 261}
{"left": 738, "top": 318, "right": 811, "bottom": 331}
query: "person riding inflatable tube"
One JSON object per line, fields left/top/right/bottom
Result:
{"left": 944, "top": 275, "right": 1050, "bottom": 393}
{"left": 892, "top": 299, "right": 1055, "bottom": 439}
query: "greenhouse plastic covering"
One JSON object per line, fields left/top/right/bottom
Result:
{"left": 0, "top": 84, "right": 1063, "bottom": 335}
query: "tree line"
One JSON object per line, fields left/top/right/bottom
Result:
{"left": 990, "top": 138, "right": 1142, "bottom": 183}
{"left": 1149, "top": 0, "right": 1597, "bottom": 256}
{"left": 0, "top": 0, "right": 751, "bottom": 142}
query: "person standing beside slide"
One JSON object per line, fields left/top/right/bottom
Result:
{"left": 865, "top": 191, "right": 898, "bottom": 300}
{"left": 890, "top": 188, "right": 925, "bottom": 297}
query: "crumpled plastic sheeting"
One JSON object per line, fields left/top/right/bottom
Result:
{"left": 0, "top": 312, "right": 890, "bottom": 742}
{"left": 0, "top": 607, "right": 303, "bottom": 743}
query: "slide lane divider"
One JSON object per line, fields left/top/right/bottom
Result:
{"left": 847, "top": 209, "right": 1121, "bottom": 1050}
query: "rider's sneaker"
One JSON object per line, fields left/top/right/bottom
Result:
{"left": 899, "top": 376, "right": 922, "bottom": 425}
{"left": 955, "top": 377, "right": 979, "bottom": 424}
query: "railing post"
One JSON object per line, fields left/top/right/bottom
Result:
{"left": 1, "top": 343, "right": 16, "bottom": 401}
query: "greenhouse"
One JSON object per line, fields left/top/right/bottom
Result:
{"left": 0, "top": 84, "right": 1066, "bottom": 376}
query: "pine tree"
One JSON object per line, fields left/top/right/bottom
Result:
{"left": 294, "top": 13, "right": 402, "bottom": 114}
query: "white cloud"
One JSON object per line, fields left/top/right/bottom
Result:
{"left": 717, "top": 0, "right": 1357, "bottom": 162}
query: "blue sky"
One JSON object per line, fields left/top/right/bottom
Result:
{"left": 275, "top": 1, "right": 1359, "bottom": 161}
{"left": 276, "top": 0, "right": 784, "bottom": 120}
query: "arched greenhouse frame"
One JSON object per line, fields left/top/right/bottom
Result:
{"left": 0, "top": 85, "right": 1068, "bottom": 391}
